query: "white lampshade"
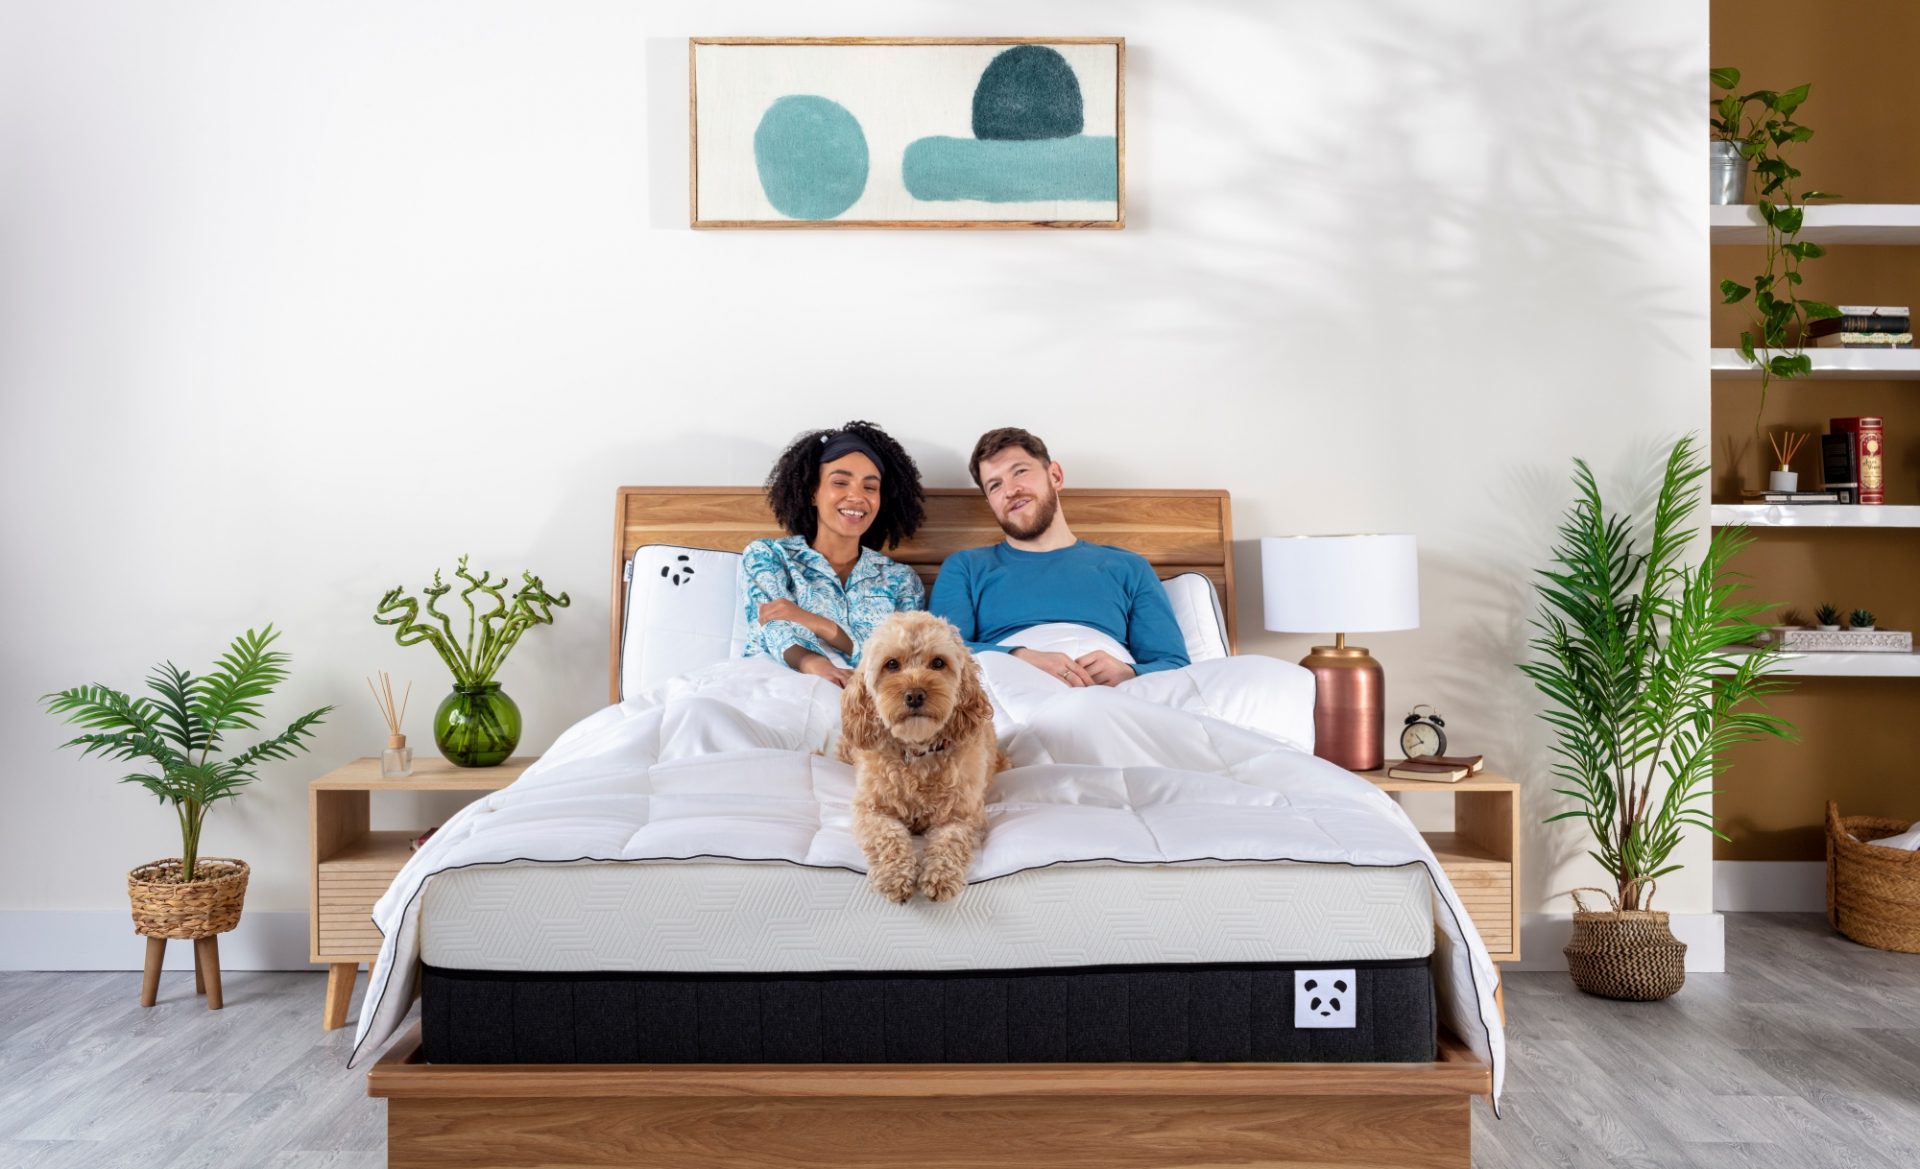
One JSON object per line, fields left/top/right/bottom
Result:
{"left": 1260, "top": 534, "right": 1419, "bottom": 634}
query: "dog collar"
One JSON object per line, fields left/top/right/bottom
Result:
{"left": 902, "top": 739, "right": 949, "bottom": 760}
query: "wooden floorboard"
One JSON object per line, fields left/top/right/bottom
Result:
{"left": 0, "top": 914, "right": 1914, "bottom": 1167}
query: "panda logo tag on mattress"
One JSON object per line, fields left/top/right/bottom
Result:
{"left": 1295, "top": 969, "right": 1357, "bottom": 1029}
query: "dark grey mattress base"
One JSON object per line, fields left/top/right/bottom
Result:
{"left": 420, "top": 957, "right": 1437, "bottom": 1065}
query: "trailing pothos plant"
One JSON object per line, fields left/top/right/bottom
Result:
{"left": 43, "top": 627, "right": 332, "bottom": 883}
{"left": 1711, "top": 68, "right": 1841, "bottom": 424}
{"left": 1522, "top": 436, "right": 1796, "bottom": 912}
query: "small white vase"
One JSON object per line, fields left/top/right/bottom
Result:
{"left": 1769, "top": 469, "right": 1799, "bottom": 492}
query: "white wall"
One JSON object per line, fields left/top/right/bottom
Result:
{"left": 0, "top": 1, "right": 1709, "bottom": 964}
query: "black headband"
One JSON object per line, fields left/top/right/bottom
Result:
{"left": 818, "top": 431, "right": 884, "bottom": 472}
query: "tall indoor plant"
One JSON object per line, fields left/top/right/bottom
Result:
{"left": 1522, "top": 437, "right": 1795, "bottom": 992}
{"left": 1710, "top": 68, "right": 1840, "bottom": 424}
{"left": 43, "top": 627, "right": 332, "bottom": 964}
{"left": 374, "top": 556, "right": 569, "bottom": 766}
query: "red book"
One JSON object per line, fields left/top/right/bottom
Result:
{"left": 1830, "top": 417, "right": 1886, "bottom": 505}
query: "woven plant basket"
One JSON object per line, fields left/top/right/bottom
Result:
{"left": 128, "top": 858, "right": 248, "bottom": 940}
{"left": 1827, "top": 802, "right": 1920, "bottom": 954}
{"left": 1563, "top": 883, "right": 1686, "bottom": 1001}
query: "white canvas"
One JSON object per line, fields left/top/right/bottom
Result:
{"left": 693, "top": 41, "right": 1121, "bottom": 225}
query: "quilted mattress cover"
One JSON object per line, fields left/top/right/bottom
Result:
{"left": 418, "top": 857, "right": 1437, "bottom": 972}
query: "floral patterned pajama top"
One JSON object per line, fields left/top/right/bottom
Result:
{"left": 738, "top": 535, "right": 925, "bottom": 666}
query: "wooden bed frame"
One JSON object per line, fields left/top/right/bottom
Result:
{"left": 367, "top": 485, "right": 1491, "bottom": 1169}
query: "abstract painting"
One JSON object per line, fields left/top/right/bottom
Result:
{"left": 690, "top": 38, "right": 1124, "bottom": 229}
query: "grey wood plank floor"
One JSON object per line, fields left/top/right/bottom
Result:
{"left": 0, "top": 913, "right": 1914, "bottom": 1168}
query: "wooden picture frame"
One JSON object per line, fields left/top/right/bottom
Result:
{"left": 689, "top": 37, "right": 1126, "bottom": 229}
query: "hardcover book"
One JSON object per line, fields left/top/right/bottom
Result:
{"left": 1813, "top": 333, "right": 1913, "bottom": 348}
{"left": 1830, "top": 417, "right": 1886, "bottom": 505}
{"left": 1807, "top": 314, "right": 1910, "bottom": 338}
{"left": 1822, "top": 433, "right": 1859, "bottom": 497}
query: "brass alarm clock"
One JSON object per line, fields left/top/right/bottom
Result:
{"left": 1400, "top": 704, "right": 1447, "bottom": 758}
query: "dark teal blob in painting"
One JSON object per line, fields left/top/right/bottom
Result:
{"left": 903, "top": 136, "right": 1117, "bottom": 203}
{"left": 972, "top": 45, "right": 1084, "bottom": 140}
{"left": 753, "top": 95, "right": 868, "bottom": 220}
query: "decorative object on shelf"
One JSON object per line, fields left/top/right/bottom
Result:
{"left": 1815, "top": 603, "right": 1842, "bottom": 631}
{"left": 41, "top": 626, "right": 332, "bottom": 1009}
{"left": 367, "top": 671, "right": 413, "bottom": 778}
{"left": 1767, "top": 429, "right": 1807, "bottom": 492}
{"left": 1781, "top": 627, "right": 1910, "bottom": 653}
{"left": 1851, "top": 609, "right": 1877, "bottom": 631}
{"left": 1810, "top": 305, "right": 1912, "bottom": 348}
{"left": 1398, "top": 704, "right": 1447, "bottom": 758}
{"left": 1830, "top": 417, "right": 1885, "bottom": 505}
{"left": 1260, "top": 534, "right": 1419, "bottom": 772}
{"left": 1740, "top": 489, "right": 1841, "bottom": 505}
{"left": 375, "top": 557, "right": 570, "bottom": 767}
{"left": 1711, "top": 67, "right": 1840, "bottom": 424}
{"left": 1564, "top": 881, "right": 1687, "bottom": 1001}
{"left": 1386, "top": 753, "right": 1484, "bottom": 783}
{"left": 1522, "top": 436, "right": 1796, "bottom": 937}
{"left": 690, "top": 38, "right": 1124, "bottom": 229}
{"left": 1827, "top": 802, "right": 1920, "bottom": 954}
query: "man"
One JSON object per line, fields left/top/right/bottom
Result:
{"left": 930, "top": 427, "right": 1189, "bottom": 687}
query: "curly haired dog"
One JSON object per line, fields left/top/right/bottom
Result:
{"left": 839, "top": 612, "right": 1008, "bottom": 903}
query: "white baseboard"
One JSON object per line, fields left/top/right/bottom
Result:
{"left": 1509, "top": 910, "right": 1725, "bottom": 973}
{"left": 0, "top": 911, "right": 325, "bottom": 971}
{"left": 1713, "top": 860, "right": 1826, "bottom": 912}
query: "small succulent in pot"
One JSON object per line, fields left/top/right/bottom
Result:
{"left": 1850, "top": 608, "right": 1876, "bottom": 630}
{"left": 1814, "top": 603, "right": 1842, "bottom": 630}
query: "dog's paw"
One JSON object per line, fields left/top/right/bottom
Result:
{"left": 919, "top": 868, "right": 966, "bottom": 903}
{"left": 869, "top": 864, "right": 918, "bottom": 904}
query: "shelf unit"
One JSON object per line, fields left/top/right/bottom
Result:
{"left": 1710, "top": 203, "right": 1920, "bottom": 245}
{"left": 1711, "top": 504, "right": 1920, "bottom": 527}
{"left": 1710, "top": 348, "right": 1920, "bottom": 380}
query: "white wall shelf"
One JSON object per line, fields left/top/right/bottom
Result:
{"left": 1711, "top": 203, "right": 1920, "bottom": 245}
{"left": 1710, "top": 348, "right": 1920, "bottom": 380}
{"left": 1711, "top": 504, "right": 1920, "bottom": 528}
{"left": 1723, "top": 647, "right": 1920, "bottom": 677}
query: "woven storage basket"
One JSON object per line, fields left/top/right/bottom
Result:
{"left": 1827, "top": 802, "right": 1920, "bottom": 954}
{"left": 128, "top": 858, "right": 248, "bottom": 940}
{"left": 1563, "top": 884, "right": 1686, "bottom": 1001}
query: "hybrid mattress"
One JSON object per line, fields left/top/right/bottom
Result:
{"left": 415, "top": 859, "right": 1440, "bottom": 1065}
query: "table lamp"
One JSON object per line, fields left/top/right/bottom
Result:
{"left": 1260, "top": 534, "right": 1419, "bottom": 771}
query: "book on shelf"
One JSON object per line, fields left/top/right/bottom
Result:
{"left": 409, "top": 826, "right": 439, "bottom": 851}
{"left": 1831, "top": 417, "right": 1886, "bottom": 505}
{"left": 1813, "top": 333, "right": 1913, "bottom": 348}
{"left": 1386, "top": 754, "right": 1484, "bottom": 783}
{"left": 1806, "top": 307, "right": 1910, "bottom": 338}
{"left": 1740, "top": 490, "right": 1844, "bottom": 503}
{"left": 1822, "top": 433, "right": 1858, "bottom": 495}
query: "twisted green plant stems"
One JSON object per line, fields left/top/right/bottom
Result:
{"left": 374, "top": 556, "right": 571, "bottom": 689}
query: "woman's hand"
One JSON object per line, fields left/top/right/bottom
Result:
{"left": 757, "top": 598, "right": 812, "bottom": 627}
{"left": 796, "top": 653, "right": 853, "bottom": 688}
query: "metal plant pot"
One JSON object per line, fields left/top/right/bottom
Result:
{"left": 1710, "top": 140, "right": 1750, "bottom": 205}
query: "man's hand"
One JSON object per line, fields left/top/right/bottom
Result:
{"left": 1013, "top": 647, "right": 1095, "bottom": 687}
{"left": 1075, "top": 651, "right": 1136, "bottom": 687}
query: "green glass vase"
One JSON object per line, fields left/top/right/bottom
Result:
{"left": 433, "top": 684, "right": 520, "bottom": 767}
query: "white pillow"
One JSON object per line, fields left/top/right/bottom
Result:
{"left": 620, "top": 548, "right": 1232, "bottom": 699}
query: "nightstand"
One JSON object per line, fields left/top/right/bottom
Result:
{"left": 309, "top": 755, "right": 532, "bottom": 1029}
{"left": 1354, "top": 768, "right": 1520, "bottom": 964}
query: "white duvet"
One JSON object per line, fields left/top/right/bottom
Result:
{"left": 347, "top": 653, "right": 1505, "bottom": 1103}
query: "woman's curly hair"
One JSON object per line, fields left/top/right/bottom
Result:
{"left": 764, "top": 420, "right": 925, "bottom": 550}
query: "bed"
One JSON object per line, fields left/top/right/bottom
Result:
{"left": 363, "top": 486, "right": 1501, "bottom": 1169}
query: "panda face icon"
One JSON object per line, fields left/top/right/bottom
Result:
{"left": 1302, "top": 977, "right": 1349, "bottom": 1017}
{"left": 1294, "top": 969, "right": 1356, "bottom": 1029}
{"left": 660, "top": 554, "right": 696, "bottom": 586}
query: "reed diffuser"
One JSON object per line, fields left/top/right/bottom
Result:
{"left": 1768, "top": 429, "right": 1808, "bottom": 492}
{"left": 368, "top": 671, "right": 413, "bottom": 778}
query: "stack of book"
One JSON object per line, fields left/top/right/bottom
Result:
{"left": 1740, "top": 488, "right": 1845, "bottom": 504}
{"left": 1385, "top": 754, "right": 1485, "bottom": 783}
{"left": 1809, "top": 306, "right": 1911, "bottom": 348}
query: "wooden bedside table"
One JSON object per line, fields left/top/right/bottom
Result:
{"left": 309, "top": 755, "right": 533, "bottom": 1029}
{"left": 1354, "top": 768, "right": 1520, "bottom": 964}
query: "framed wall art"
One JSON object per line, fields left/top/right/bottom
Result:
{"left": 689, "top": 37, "right": 1125, "bottom": 229}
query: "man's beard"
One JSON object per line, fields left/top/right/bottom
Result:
{"left": 995, "top": 488, "right": 1059, "bottom": 540}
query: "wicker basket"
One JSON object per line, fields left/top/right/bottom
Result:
{"left": 127, "top": 858, "right": 248, "bottom": 940}
{"left": 1827, "top": 802, "right": 1920, "bottom": 954}
{"left": 1563, "top": 884, "right": 1687, "bottom": 1001}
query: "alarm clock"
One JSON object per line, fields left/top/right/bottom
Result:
{"left": 1400, "top": 704, "right": 1447, "bottom": 758}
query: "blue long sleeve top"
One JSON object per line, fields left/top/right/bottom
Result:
{"left": 738, "top": 536, "right": 924, "bottom": 666}
{"left": 928, "top": 540, "right": 1190, "bottom": 675}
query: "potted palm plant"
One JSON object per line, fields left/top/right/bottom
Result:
{"left": 43, "top": 627, "right": 331, "bottom": 1007}
{"left": 1522, "top": 436, "right": 1796, "bottom": 1000}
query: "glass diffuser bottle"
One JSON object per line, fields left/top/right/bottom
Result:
{"left": 369, "top": 671, "right": 413, "bottom": 779}
{"left": 382, "top": 732, "right": 413, "bottom": 778}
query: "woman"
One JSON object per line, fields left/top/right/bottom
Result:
{"left": 741, "top": 421, "right": 927, "bottom": 686}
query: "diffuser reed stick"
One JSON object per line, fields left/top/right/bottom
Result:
{"left": 367, "top": 671, "right": 413, "bottom": 777}
{"left": 1769, "top": 429, "right": 1808, "bottom": 470}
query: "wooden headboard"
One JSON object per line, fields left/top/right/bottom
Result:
{"left": 610, "top": 486, "right": 1235, "bottom": 701}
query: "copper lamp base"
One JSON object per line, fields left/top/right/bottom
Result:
{"left": 1300, "top": 634, "right": 1384, "bottom": 772}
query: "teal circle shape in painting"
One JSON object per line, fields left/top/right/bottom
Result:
{"left": 753, "top": 95, "right": 869, "bottom": 220}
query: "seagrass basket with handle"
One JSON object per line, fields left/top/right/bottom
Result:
{"left": 1563, "top": 880, "right": 1686, "bottom": 1001}
{"left": 128, "top": 858, "right": 248, "bottom": 940}
{"left": 1827, "top": 802, "right": 1920, "bottom": 954}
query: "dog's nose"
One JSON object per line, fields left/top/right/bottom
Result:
{"left": 904, "top": 689, "right": 926, "bottom": 710}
